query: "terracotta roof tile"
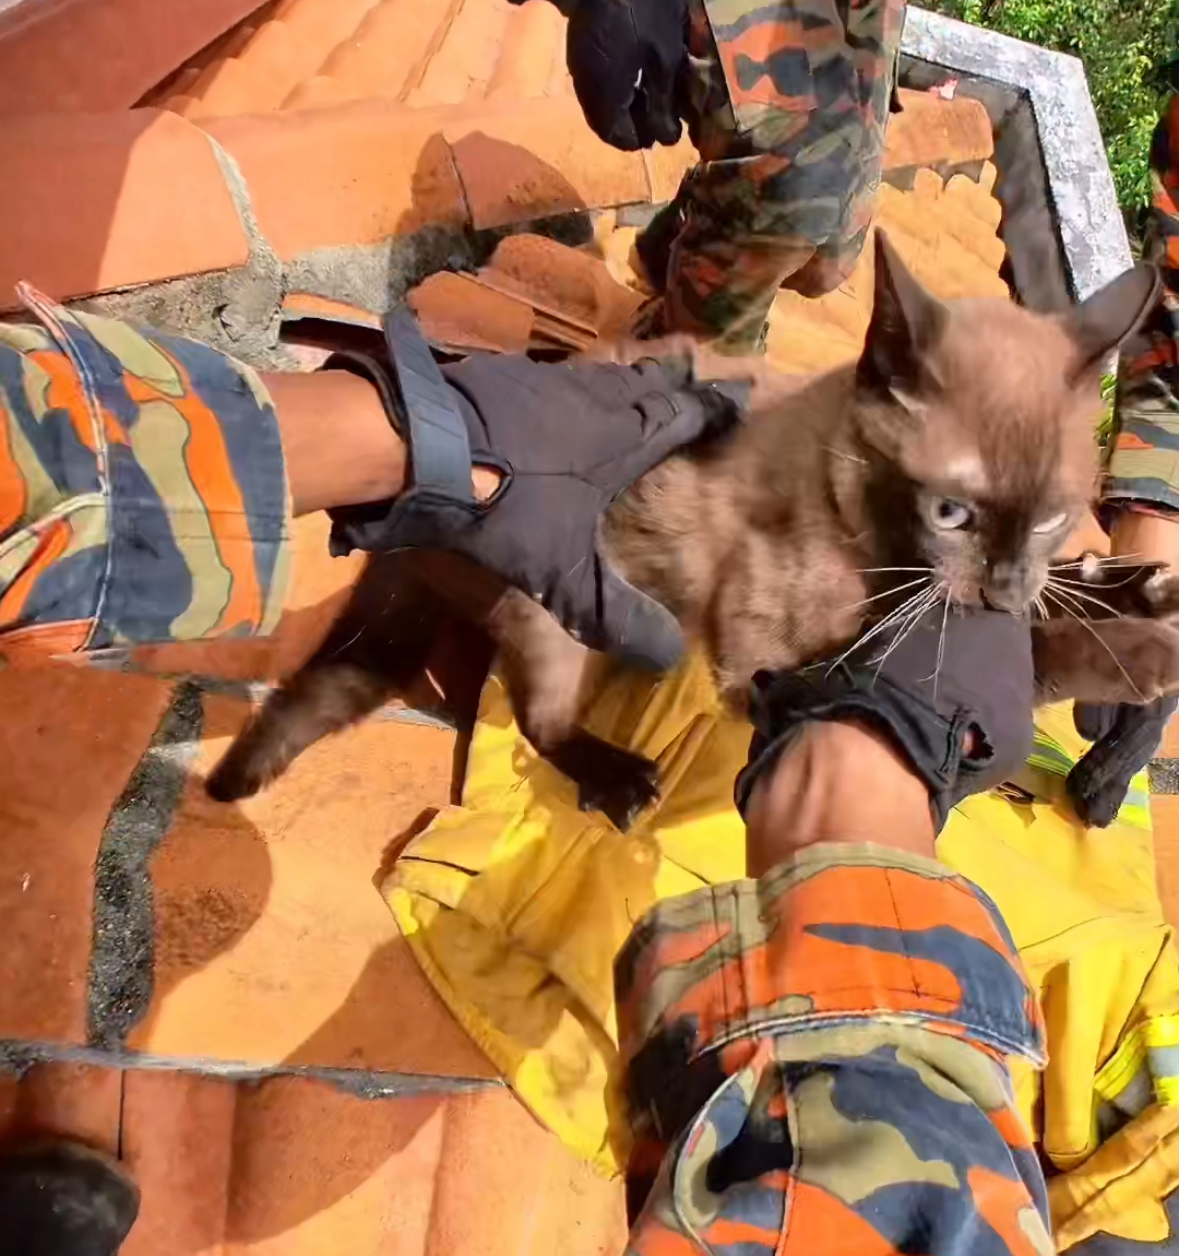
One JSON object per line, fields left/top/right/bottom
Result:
{"left": 184, "top": 55, "right": 287, "bottom": 119}
{"left": 125, "top": 692, "right": 493, "bottom": 1078}
{"left": 1153, "top": 796, "right": 1179, "bottom": 928}
{"left": 885, "top": 89, "right": 994, "bottom": 170}
{"left": 0, "top": 1062, "right": 122, "bottom": 1156}
{"left": 272, "top": 0, "right": 384, "bottom": 74}
{"left": 446, "top": 99, "right": 651, "bottom": 229}
{"left": 279, "top": 73, "right": 353, "bottom": 111}
{"left": 0, "top": 109, "right": 249, "bottom": 306}
{"left": 115, "top": 1075, "right": 627, "bottom": 1256}
{"left": 0, "top": 668, "right": 171, "bottom": 1044}
{"left": 764, "top": 162, "right": 1007, "bottom": 375}
{"left": 486, "top": 0, "right": 566, "bottom": 100}
{"left": 206, "top": 102, "right": 467, "bottom": 258}
{"left": 0, "top": 0, "right": 264, "bottom": 115}
{"left": 311, "top": 0, "right": 450, "bottom": 106}
{"left": 1, "top": 1062, "right": 627, "bottom": 1255}
{"left": 409, "top": 0, "right": 514, "bottom": 108}
{"left": 410, "top": 271, "right": 538, "bottom": 353}
{"left": 481, "top": 233, "right": 644, "bottom": 335}
{"left": 281, "top": 290, "right": 385, "bottom": 327}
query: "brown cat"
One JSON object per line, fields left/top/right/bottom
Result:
{"left": 207, "top": 233, "right": 1178, "bottom": 825}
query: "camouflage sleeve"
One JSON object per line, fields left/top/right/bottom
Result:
{"left": 615, "top": 843, "right": 1052, "bottom": 1255}
{"left": 1102, "top": 95, "right": 1179, "bottom": 516}
{"left": 0, "top": 283, "right": 290, "bottom": 662}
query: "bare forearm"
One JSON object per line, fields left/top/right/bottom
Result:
{"left": 263, "top": 370, "right": 500, "bottom": 517}
{"left": 744, "top": 721, "right": 936, "bottom": 875}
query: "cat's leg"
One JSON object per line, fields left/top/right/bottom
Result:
{"left": 489, "top": 588, "right": 660, "bottom": 830}
{"left": 206, "top": 555, "right": 440, "bottom": 801}
{"left": 1047, "top": 559, "right": 1179, "bottom": 618}
{"left": 1033, "top": 617, "right": 1179, "bottom": 706}
{"left": 206, "top": 661, "right": 406, "bottom": 801}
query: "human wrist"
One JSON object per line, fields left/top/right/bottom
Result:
{"left": 744, "top": 720, "right": 936, "bottom": 876}
{"left": 264, "top": 369, "right": 501, "bottom": 517}
{"left": 1111, "top": 507, "right": 1179, "bottom": 570}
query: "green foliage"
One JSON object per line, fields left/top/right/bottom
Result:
{"left": 920, "top": 0, "right": 1177, "bottom": 210}
{"left": 1097, "top": 373, "right": 1118, "bottom": 448}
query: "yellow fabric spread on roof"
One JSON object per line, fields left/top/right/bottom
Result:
{"left": 383, "top": 652, "right": 1179, "bottom": 1247}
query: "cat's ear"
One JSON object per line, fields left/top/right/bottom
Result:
{"left": 1062, "top": 263, "right": 1161, "bottom": 384}
{"left": 857, "top": 229, "right": 947, "bottom": 395}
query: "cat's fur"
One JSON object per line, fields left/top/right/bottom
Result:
{"left": 207, "top": 234, "right": 1177, "bottom": 825}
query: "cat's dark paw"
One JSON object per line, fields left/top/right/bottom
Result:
{"left": 547, "top": 733, "right": 660, "bottom": 830}
{"left": 577, "top": 751, "right": 661, "bottom": 831}
{"left": 1142, "top": 571, "right": 1179, "bottom": 618}
{"left": 205, "top": 745, "right": 268, "bottom": 802}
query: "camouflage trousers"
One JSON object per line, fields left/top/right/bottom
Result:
{"left": 641, "top": 0, "right": 907, "bottom": 354}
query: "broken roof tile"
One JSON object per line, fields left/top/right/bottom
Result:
{"left": 281, "top": 290, "right": 384, "bottom": 328}
{"left": 409, "top": 271, "right": 537, "bottom": 354}
{"left": 480, "top": 233, "right": 645, "bottom": 337}
{"left": 0, "top": 109, "right": 250, "bottom": 307}
{"left": 205, "top": 102, "right": 467, "bottom": 258}
{"left": 885, "top": 89, "right": 994, "bottom": 169}
{"left": 445, "top": 99, "right": 651, "bottom": 229}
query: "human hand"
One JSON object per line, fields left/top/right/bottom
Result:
{"left": 1068, "top": 514, "right": 1179, "bottom": 825}
{"left": 737, "top": 602, "right": 1035, "bottom": 835}
{"left": 563, "top": 0, "right": 687, "bottom": 150}
{"left": 328, "top": 315, "right": 748, "bottom": 671}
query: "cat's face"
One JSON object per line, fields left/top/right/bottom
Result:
{"left": 853, "top": 234, "right": 1160, "bottom": 613}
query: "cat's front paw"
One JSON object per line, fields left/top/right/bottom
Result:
{"left": 1142, "top": 571, "right": 1179, "bottom": 618}
{"left": 546, "top": 732, "right": 660, "bottom": 830}
{"left": 577, "top": 751, "right": 661, "bottom": 831}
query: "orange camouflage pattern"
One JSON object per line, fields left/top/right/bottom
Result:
{"left": 0, "top": 286, "right": 290, "bottom": 660}
{"left": 642, "top": 0, "right": 906, "bottom": 352}
{"left": 616, "top": 844, "right": 1052, "bottom": 1254}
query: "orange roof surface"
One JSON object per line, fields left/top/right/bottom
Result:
{"left": 1, "top": 2, "right": 1178, "bottom": 1253}
{"left": 0, "top": 0, "right": 996, "bottom": 307}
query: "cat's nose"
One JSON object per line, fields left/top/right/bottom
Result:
{"left": 980, "top": 587, "right": 1026, "bottom": 614}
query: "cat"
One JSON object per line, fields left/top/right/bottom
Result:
{"left": 206, "top": 232, "right": 1178, "bottom": 826}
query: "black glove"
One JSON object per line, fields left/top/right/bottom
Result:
{"left": 1068, "top": 697, "right": 1177, "bottom": 827}
{"left": 329, "top": 312, "right": 747, "bottom": 671}
{"left": 563, "top": 0, "right": 687, "bottom": 150}
{"left": 736, "top": 604, "right": 1035, "bottom": 829}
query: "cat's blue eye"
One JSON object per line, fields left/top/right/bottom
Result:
{"left": 927, "top": 497, "right": 973, "bottom": 531}
{"left": 1032, "top": 511, "right": 1068, "bottom": 535}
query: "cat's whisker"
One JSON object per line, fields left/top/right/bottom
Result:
{"left": 1033, "top": 594, "right": 1050, "bottom": 622}
{"left": 1050, "top": 571, "right": 1144, "bottom": 591}
{"left": 1045, "top": 579, "right": 1124, "bottom": 621}
{"left": 839, "top": 576, "right": 931, "bottom": 612}
{"left": 870, "top": 584, "right": 945, "bottom": 681}
{"left": 826, "top": 586, "right": 937, "bottom": 674}
{"left": 1044, "top": 578, "right": 1125, "bottom": 619}
{"left": 1042, "top": 589, "right": 1145, "bottom": 703}
{"left": 1051, "top": 554, "right": 1142, "bottom": 571}
{"left": 934, "top": 588, "right": 951, "bottom": 698}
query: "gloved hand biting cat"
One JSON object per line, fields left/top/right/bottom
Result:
{"left": 737, "top": 603, "right": 1036, "bottom": 829}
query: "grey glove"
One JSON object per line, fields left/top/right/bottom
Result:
{"left": 738, "top": 603, "right": 1035, "bottom": 829}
